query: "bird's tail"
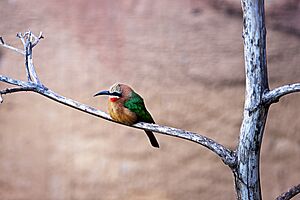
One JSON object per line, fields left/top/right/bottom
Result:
{"left": 145, "top": 130, "right": 159, "bottom": 148}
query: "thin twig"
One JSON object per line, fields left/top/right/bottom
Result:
{"left": 16, "top": 32, "right": 25, "bottom": 45}
{"left": 23, "top": 32, "right": 41, "bottom": 84}
{"left": 0, "top": 87, "right": 35, "bottom": 95}
{"left": 0, "top": 75, "right": 30, "bottom": 87}
{"left": 32, "top": 31, "right": 44, "bottom": 47}
{"left": 0, "top": 36, "right": 25, "bottom": 55}
{"left": 275, "top": 184, "right": 300, "bottom": 200}
{"left": 263, "top": 83, "right": 300, "bottom": 105}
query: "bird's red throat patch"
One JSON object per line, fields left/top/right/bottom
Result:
{"left": 109, "top": 96, "right": 119, "bottom": 102}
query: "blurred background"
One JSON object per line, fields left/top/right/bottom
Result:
{"left": 0, "top": 0, "right": 299, "bottom": 199}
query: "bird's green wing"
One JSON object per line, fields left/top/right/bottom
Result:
{"left": 124, "top": 91, "right": 155, "bottom": 123}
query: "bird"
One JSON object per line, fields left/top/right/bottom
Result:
{"left": 94, "top": 83, "right": 160, "bottom": 148}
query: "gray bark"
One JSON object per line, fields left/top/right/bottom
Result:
{"left": 276, "top": 184, "right": 300, "bottom": 200}
{"left": 263, "top": 83, "right": 300, "bottom": 105}
{"left": 235, "top": 0, "right": 269, "bottom": 199}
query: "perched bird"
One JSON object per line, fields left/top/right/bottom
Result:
{"left": 94, "top": 83, "right": 159, "bottom": 148}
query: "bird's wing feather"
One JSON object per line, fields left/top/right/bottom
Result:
{"left": 124, "top": 91, "right": 154, "bottom": 123}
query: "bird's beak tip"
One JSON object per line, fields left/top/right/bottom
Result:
{"left": 93, "top": 90, "right": 110, "bottom": 97}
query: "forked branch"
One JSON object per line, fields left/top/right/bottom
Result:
{"left": 0, "top": 32, "right": 236, "bottom": 168}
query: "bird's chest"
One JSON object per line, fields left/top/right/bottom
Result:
{"left": 108, "top": 101, "right": 137, "bottom": 125}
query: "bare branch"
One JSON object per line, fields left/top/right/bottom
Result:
{"left": 0, "top": 34, "right": 39, "bottom": 82}
{"left": 0, "top": 86, "right": 34, "bottom": 103}
{"left": 20, "top": 31, "right": 42, "bottom": 83}
{"left": 25, "top": 40, "right": 41, "bottom": 83}
{"left": 0, "top": 75, "right": 31, "bottom": 87}
{"left": 7, "top": 31, "right": 43, "bottom": 82}
{"left": 16, "top": 32, "right": 25, "bottom": 45}
{"left": 0, "top": 86, "right": 35, "bottom": 95}
{"left": 135, "top": 122, "right": 236, "bottom": 167}
{"left": 276, "top": 184, "right": 300, "bottom": 200}
{"left": 31, "top": 31, "right": 44, "bottom": 47}
{"left": 263, "top": 83, "right": 300, "bottom": 105}
{"left": 41, "top": 88, "right": 235, "bottom": 167}
{"left": 235, "top": 0, "right": 269, "bottom": 199}
{"left": 0, "top": 36, "right": 25, "bottom": 55}
{"left": 0, "top": 74, "right": 236, "bottom": 167}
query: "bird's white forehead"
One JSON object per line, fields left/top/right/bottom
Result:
{"left": 109, "top": 83, "right": 122, "bottom": 93}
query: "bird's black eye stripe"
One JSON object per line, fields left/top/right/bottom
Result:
{"left": 111, "top": 92, "right": 122, "bottom": 97}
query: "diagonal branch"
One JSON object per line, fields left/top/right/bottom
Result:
{"left": 0, "top": 86, "right": 34, "bottom": 103}
{"left": 0, "top": 86, "right": 35, "bottom": 95}
{"left": 0, "top": 31, "right": 236, "bottom": 168}
{"left": 263, "top": 83, "right": 300, "bottom": 105}
{"left": 16, "top": 32, "right": 26, "bottom": 45}
{"left": 275, "top": 184, "right": 300, "bottom": 200}
{"left": 0, "top": 36, "right": 25, "bottom": 55}
{"left": 135, "top": 122, "right": 236, "bottom": 167}
{"left": 0, "top": 74, "right": 236, "bottom": 167}
{"left": 31, "top": 31, "right": 44, "bottom": 47}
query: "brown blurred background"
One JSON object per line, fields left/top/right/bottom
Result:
{"left": 0, "top": 0, "right": 299, "bottom": 199}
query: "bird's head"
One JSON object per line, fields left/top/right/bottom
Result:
{"left": 94, "top": 83, "right": 132, "bottom": 102}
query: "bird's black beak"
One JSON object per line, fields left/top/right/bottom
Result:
{"left": 93, "top": 90, "right": 122, "bottom": 97}
{"left": 93, "top": 90, "right": 111, "bottom": 97}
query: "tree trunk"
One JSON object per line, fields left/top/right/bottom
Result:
{"left": 235, "top": 0, "right": 269, "bottom": 199}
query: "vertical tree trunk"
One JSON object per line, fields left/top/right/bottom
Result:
{"left": 235, "top": 0, "right": 269, "bottom": 199}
